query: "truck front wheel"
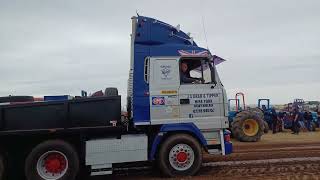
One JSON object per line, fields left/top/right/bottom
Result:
{"left": 157, "top": 134, "right": 202, "bottom": 177}
{"left": 25, "top": 140, "right": 79, "bottom": 180}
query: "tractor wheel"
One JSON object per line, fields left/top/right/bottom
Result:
{"left": 249, "top": 108, "right": 264, "bottom": 120}
{"left": 231, "top": 111, "right": 264, "bottom": 142}
{"left": 263, "top": 121, "right": 269, "bottom": 134}
{"left": 157, "top": 134, "right": 202, "bottom": 177}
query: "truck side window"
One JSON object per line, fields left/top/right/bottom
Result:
{"left": 180, "top": 59, "right": 215, "bottom": 84}
{"left": 190, "top": 69, "right": 202, "bottom": 79}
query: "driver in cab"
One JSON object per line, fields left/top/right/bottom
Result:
{"left": 180, "top": 62, "right": 202, "bottom": 84}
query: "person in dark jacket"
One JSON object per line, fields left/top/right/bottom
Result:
{"left": 278, "top": 111, "right": 285, "bottom": 132}
{"left": 292, "top": 108, "right": 302, "bottom": 134}
{"left": 304, "top": 110, "right": 313, "bottom": 131}
{"left": 271, "top": 108, "right": 279, "bottom": 134}
{"left": 180, "top": 62, "right": 201, "bottom": 84}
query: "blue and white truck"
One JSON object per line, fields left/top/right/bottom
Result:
{"left": 0, "top": 16, "right": 235, "bottom": 180}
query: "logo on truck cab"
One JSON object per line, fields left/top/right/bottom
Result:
{"left": 160, "top": 65, "right": 172, "bottom": 80}
{"left": 152, "top": 97, "right": 165, "bottom": 105}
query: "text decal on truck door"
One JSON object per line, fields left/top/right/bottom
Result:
{"left": 187, "top": 93, "right": 219, "bottom": 116}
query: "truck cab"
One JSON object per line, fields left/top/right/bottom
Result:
{"left": 128, "top": 16, "right": 229, "bottom": 130}
{"left": 125, "top": 16, "right": 231, "bottom": 173}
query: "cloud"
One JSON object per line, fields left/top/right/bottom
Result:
{"left": 0, "top": 0, "right": 319, "bottom": 105}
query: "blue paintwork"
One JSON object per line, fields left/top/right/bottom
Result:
{"left": 228, "top": 111, "right": 237, "bottom": 122}
{"left": 132, "top": 16, "right": 209, "bottom": 124}
{"left": 311, "top": 112, "right": 319, "bottom": 127}
{"left": 227, "top": 99, "right": 240, "bottom": 123}
{"left": 149, "top": 123, "right": 207, "bottom": 160}
{"left": 223, "top": 129, "right": 232, "bottom": 154}
{"left": 224, "top": 142, "right": 233, "bottom": 155}
{"left": 149, "top": 134, "right": 163, "bottom": 160}
{"left": 132, "top": 48, "right": 150, "bottom": 123}
{"left": 44, "top": 95, "right": 71, "bottom": 101}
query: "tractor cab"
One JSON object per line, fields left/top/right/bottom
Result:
{"left": 227, "top": 98, "right": 239, "bottom": 122}
{"left": 293, "top": 99, "right": 305, "bottom": 111}
{"left": 227, "top": 93, "right": 246, "bottom": 122}
{"left": 258, "top": 99, "right": 271, "bottom": 110}
{"left": 257, "top": 99, "right": 273, "bottom": 128}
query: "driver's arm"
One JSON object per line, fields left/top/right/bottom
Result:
{"left": 181, "top": 75, "right": 198, "bottom": 83}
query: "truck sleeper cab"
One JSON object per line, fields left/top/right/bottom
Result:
{"left": 125, "top": 16, "right": 231, "bottom": 176}
{"left": 0, "top": 16, "right": 231, "bottom": 180}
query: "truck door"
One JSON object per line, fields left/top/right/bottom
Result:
{"left": 149, "top": 57, "right": 180, "bottom": 124}
{"left": 179, "top": 58, "right": 224, "bottom": 129}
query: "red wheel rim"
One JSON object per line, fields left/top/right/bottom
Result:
{"left": 169, "top": 144, "right": 195, "bottom": 171}
{"left": 44, "top": 153, "right": 67, "bottom": 173}
{"left": 176, "top": 152, "right": 188, "bottom": 163}
{"left": 36, "top": 151, "right": 69, "bottom": 180}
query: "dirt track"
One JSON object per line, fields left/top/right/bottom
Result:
{"left": 205, "top": 130, "right": 320, "bottom": 162}
{"left": 104, "top": 130, "right": 320, "bottom": 180}
{"left": 200, "top": 160, "right": 320, "bottom": 180}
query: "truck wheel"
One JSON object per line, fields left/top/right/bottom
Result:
{"left": 25, "top": 140, "right": 79, "bottom": 180}
{"left": 231, "top": 111, "right": 264, "bottom": 142}
{"left": 157, "top": 134, "right": 202, "bottom": 177}
{"left": 263, "top": 121, "right": 269, "bottom": 134}
{"left": 104, "top": 87, "right": 118, "bottom": 97}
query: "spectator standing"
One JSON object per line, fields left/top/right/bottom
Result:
{"left": 271, "top": 108, "right": 278, "bottom": 134}
{"left": 304, "top": 110, "right": 313, "bottom": 131}
{"left": 292, "top": 108, "right": 302, "bottom": 135}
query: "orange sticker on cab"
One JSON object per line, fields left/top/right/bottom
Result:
{"left": 160, "top": 90, "right": 177, "bottom": 94}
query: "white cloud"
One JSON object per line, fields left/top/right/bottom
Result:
{"left": 0, "top": 0, "right": 319, "bottom": 105}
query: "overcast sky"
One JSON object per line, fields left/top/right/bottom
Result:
{"left": 0, "top": 0, "right": 319, "bottom": 105}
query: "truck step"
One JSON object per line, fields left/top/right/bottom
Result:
{"left": 91, "top": 164, "right": 112, "bottom": 176}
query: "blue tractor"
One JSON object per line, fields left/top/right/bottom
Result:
{"left": 257, "top": 99, "right": 273, "bottom": 133}
{"left": 228, "top": 93, "right": 265, "bottom": 142}
{"left": 257, "top": 98, "right": 287, "bottom": 133}
{"left": 293, "top": 99, "right": 317, "bottom": 131}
